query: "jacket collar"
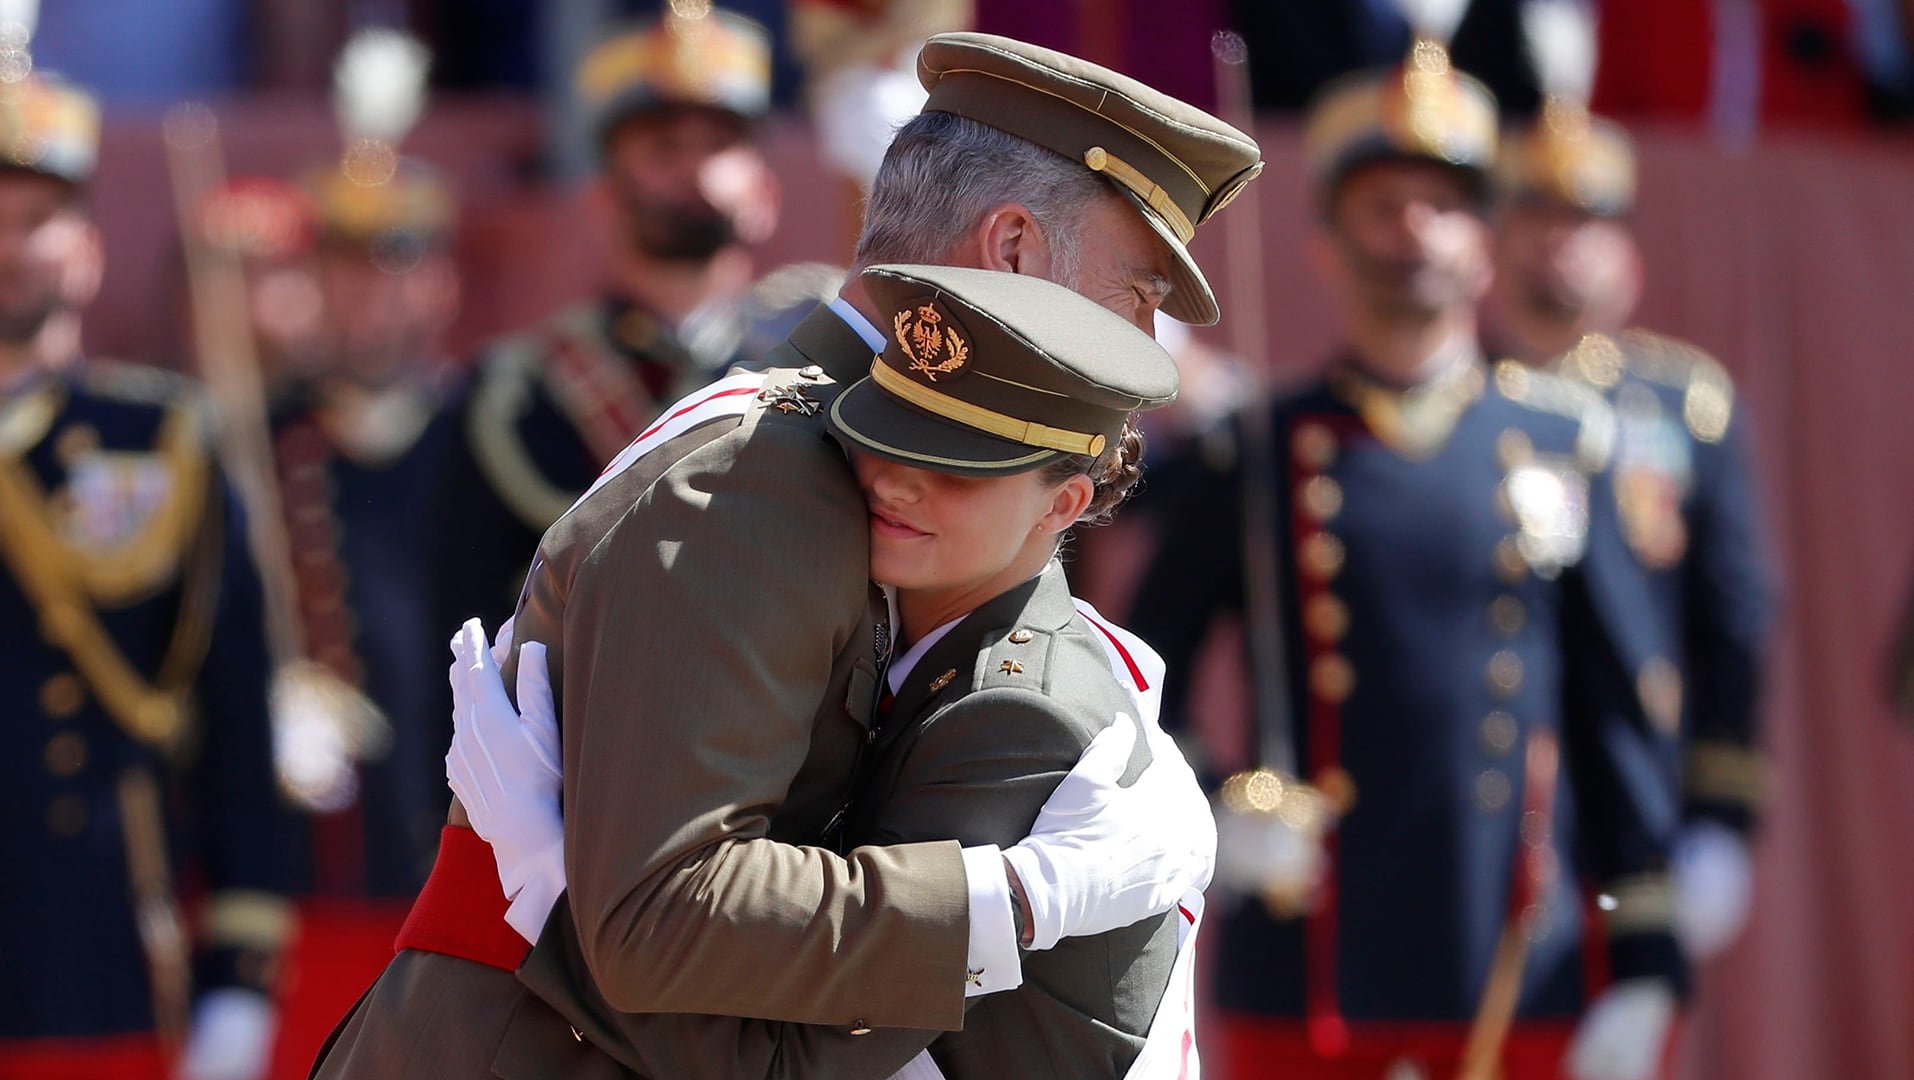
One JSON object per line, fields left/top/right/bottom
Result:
{"left": 883, "top": 561, "right": 1076, "bottom": 728}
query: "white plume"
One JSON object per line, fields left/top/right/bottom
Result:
{"left": 1522, "top": 0, "right": 1597, "bottom": 103}
{"left": 1396, "top": 0, "right": 1472, "bottom": 44}
{"left": 0, "top": 0, "right": 36, "bottom": 39}
{"left": 333, "top": 28, "right": 431, "bottom": 144}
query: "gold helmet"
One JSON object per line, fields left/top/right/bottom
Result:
{"left": 576, "top": 5, "right": 773, "bottom": 140}
{"left": 308, "top": 28, "right": 454, "bottom": 255}
{"left": 0, "top": 70, "right": 99, "bottom": 185}
{"left": 1499, "top": 0, "right": 1635, "bottom": 216}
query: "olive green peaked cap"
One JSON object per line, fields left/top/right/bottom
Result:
{"left": 829, "top": 264, "right": 1178, "bottom": 476}
{"left": 916, "top": 32, "right": 1264, "bottom": 327}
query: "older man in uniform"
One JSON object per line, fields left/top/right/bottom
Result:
{"left": 433, "top": 6, "right": 789, "bottom": 633}
{"left": 0, "top": 70, "right": 292, "bottom": 1080}
{"left": 1490, "top": 62, "right": 1776, "bottom": 964}
{"left": 313, "top": 32, "right": 1260, "bottom": 1079}
{"left": 1129, "top": 35, "right": 1687, "bottom": 1080}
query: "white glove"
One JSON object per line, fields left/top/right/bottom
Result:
{"left": 1213, "top": 800, "right": 1327, "bottom": 915}
{"left": 1564, "top": 978, "right": 1677, "bottom": 1080}
{"left": 445, "top": 618, "right": 568, "bottom": 944}
{"left": 175, "top": 988, "right": 275, "bottom": 1080}
{"left": 1673, "top": 821, "right": 1754, "bottom": 960}
{"left": 1000, "top": 717, "right": 1217, "bottom": 951}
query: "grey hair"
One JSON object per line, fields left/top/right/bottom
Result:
{"left": 853, "top": 111, "right": 1115, "bottom": 287}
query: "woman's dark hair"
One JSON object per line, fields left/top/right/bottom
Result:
{"left": 1039, "top": 417, "right": 1146, "bottom": 530}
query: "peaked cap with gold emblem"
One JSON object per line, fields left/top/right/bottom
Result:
{"left": 0, "top": 71, "right": 99, "bottom": 185}
{"left": 916, "top": 32, "right": 1263, "bottom": 327}
{"left": 829, "top": 264, "right": 1177, "bottom": 476}
{"left": 577, "top": 6, "right": 772, "bottom": 140}
{"left": 1303, "top": 38, "right": 1498, "bottom": 200}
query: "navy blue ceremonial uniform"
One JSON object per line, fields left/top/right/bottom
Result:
{"left": 431, "top": 298, "right": 737, "bottom": 633}
{"left": 1554, "top": 331, "right": 1775, "bottom": 834}
{"left": 0, "top": 364, "right": 292, "bottom": 1046}
{"left": 1130, "top": 357, "right": 1685, "bottom": 1058}
{"left": 273, "top": 382, "right": 456, "bottom": 897}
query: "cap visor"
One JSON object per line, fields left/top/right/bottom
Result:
{"left": 1114, "top": 188, "right": 1219, "bottom": 326}
{"left": 828, "top": 377, "right": 1065, "bottom": 477}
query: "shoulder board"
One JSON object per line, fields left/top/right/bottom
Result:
{"left": 1491, "top": 359, "right": 1616, "bottom": 470}
{"left": 975, "top": 624, "right": 1057, "bottom": 694}
{"left": 744, "top": 365, "right": 843, "bottom": 438}
{"left": 1619, "top": 329, "right": 1736, "bottom": 443}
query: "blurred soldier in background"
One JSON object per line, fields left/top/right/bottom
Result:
{"left": 0, "top": 65, "right": 292, "bottom": 1080}
{"left": 432, "top": 5, "right": 787, "bottom": 633}
{"left": 260, "top": 29, "right": 465, "bottom": 1079}
{"left": 1491, "top": 0, "right": 1776, "bottom": 968}
{"left": 1129, "top": 15, "right": 1688, "bottom": 1079}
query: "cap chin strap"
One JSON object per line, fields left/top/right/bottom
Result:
{"left": 1084, "top": 146, "right": 1194, "bottom": 244}
{"left": 870, "top": 360, "right": 1106, "bottom": 457}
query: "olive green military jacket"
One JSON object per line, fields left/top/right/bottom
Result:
{"left": 506, "top": 563, "right": 1176, "bottom": 1079}
{"left": 313, "top": 308, "right": 972, "bottom": 1080}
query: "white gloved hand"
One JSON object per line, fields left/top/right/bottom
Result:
{"left": 175, "top": 988, "right": 275, "bottom": 1080}
{"left": 1673, "top": 822, "right": 1754, "bottom": 960}
{"left": 1213, "top": 801, "right": 1327, "bottom": 915}
{"left": 1564, "top": 978, "right": 1677, "bottom": 1080}
{"left": 1000, "top": 717, "right": 1216, "bottom": 951}
{"left": 445, "top": 618, "right": 568, "bottom": 944}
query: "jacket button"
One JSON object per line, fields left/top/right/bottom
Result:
{"left": 39, "top": 673, "right": 86, "bottom": 718}
{"left": 849, "top": 1021, "right": 872, "bottom": 1036}
{"left": 44, "top": 732, "right": 87, "bottom": 777}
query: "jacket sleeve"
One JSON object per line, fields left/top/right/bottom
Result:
{"left": 555, "top": 417, "right": 970, "bottom": 1031}
{"left": 1679, "top": 412, "right": 1776, "bottom": 833}
{"left": 1561, "top": 465, "right": 1689, "bottom": 995}
{"left": 185, "top": 472, "right": 296, "bottom": 999}
{"left": 512, "top": 688, "right": 1119, "bottom": 1079}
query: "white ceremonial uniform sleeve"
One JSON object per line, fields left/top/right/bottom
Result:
{"left": 959, "top": 844, "right": 1024, "bottom": 996}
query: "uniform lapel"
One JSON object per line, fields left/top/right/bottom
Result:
{"left": 881, "top": 563, "right": 1077, "bottom": 738}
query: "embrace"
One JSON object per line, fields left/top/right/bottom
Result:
{"left": 312, "top": 31, "right": 1265, "bottom": 1080}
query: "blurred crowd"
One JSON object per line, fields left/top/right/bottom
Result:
{"left": 4, "top": 0, "right": 1907, "bottom": 1078}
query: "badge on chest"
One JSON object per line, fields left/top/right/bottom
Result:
{"left": 59, "top": 451, "right": 178, "bottom": 554}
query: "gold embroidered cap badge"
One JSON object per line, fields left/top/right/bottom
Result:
{"left": 894, "top": 302, "right": 969, "bottom": 382}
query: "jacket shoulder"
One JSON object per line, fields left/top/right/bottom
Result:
{"left": 1489, "top": 359, "right": 1616, "bottom": 469}
{"left": 959, "top": 618, "right": 1134, "bottom": 743}
{"left": 1618, "top": 330, "right": 1736, "bottom": 443}
{"left": 67, "top": 362, "right": 215, "bottom": 449}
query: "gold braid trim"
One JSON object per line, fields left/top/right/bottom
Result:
{"left": 468, "top": 350, "right": 579, "bottom": 533}
{"left": 0, "top": 403, "right": 211, "bottom": 747}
